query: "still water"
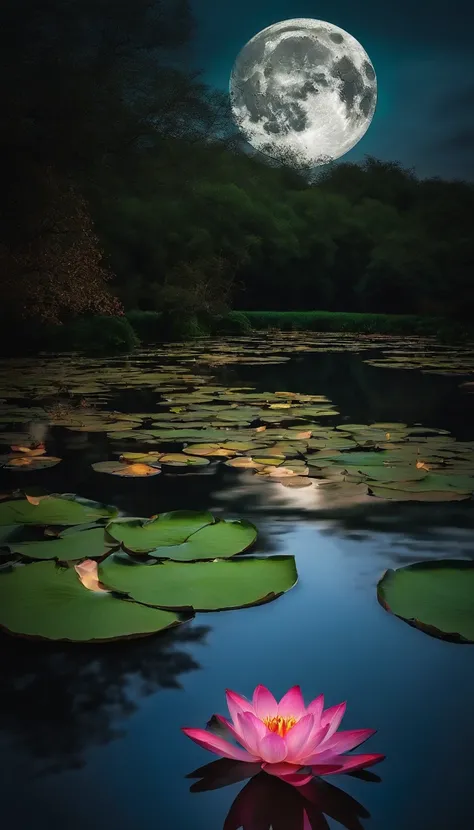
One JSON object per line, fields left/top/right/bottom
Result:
{"left": 1, "top": 347, "right": 473, "bottom": 829}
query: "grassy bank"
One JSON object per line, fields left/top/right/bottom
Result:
{"left": 128, "top": 309, "right": 473, "bottom": 341}
{"left": 0, "top": 309, "right": 471, "bottom": 357}
{"left": 240, "top": 310, "right": 471, "bottom": 338}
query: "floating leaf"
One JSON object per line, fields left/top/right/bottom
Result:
{"left": 159, "top": 453, "right": 210, "bottom": 467}
{"left": 119, "top": 452, "right": 163, "bottom": 462}
{"left": 183, "top": 444, "right": 238, "bottom": 457}
{"left": 10, "top": 443, "right": 46, "bottom": 456}
{"left": 370, "top": 473, "right": 474, "bottom": 494}
{"left": 66, "top": 417, "right": 143, "bottom": 433}
{"left": 224, "top": 441, "right": 270, "bottom": 452}
{"left": 319, "top": 451, "right": 393, "bottom": 467}
{"left": 99, "top": 554, "right": 298, "bottom": 611}
{"left": 252, "top": 455, "right": 286, "bottom": 467}
{"left": 280, "top": 476, "right": 314, "bottom": 488}
{"left": 0, "top": 494, "right": 119, "bottom": 527}
{"left": 0, "top": 561, "right": 187, "bottom": 641}
{"left": 5, "top": 527, "right": 118, "bottom": 561}
{"left": 258, "top": 466, "right": 300, "bottom": 478}
{"left": 351, "top": 466, "right": 428, "bottom": 483}
{"left": 377, "top": 560, "right": 474, "bottom": 643}
{"left": 368, "top": 485, "right": 470, "bottom": 502}
{"left": 147, "top": 518, "right": 257, "bottom": 561}
{"left": 106, "top": 510, "right": 216, "bottom": 553}
{"left": 91, "top": 461, "right": 161, "bottom": 477}
{"left": 0, "top": 455, "right": 62, "bottom": 471}
{"left": 107, "top": 430, "right": 162, "bottom": 442}
{"left": 225, "top": 457, "right": 265, "bottom": 470}
{"left": 370, "top": 422, "right": 408, "bottom": 430}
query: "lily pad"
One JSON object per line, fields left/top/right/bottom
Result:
{"left": 312, "top": 451, "right": 391, "bottom": 467}
{"left": 5, "top": 527, "right": 118, "bottom": 561}
{"left": 10, "top": 443, "right": 46, "bottom": 456}
{"left": 107, "top": 430, "right": 160, "bottom": 442}
{"left": 225, "top": 457, "right": 265, "bottom": 470}
{"left": 159, "top": 453, "right": 210, "bottom": 467}
{"left": 147, "top": 518, "right": 257, "bottom": 561}
{"left": 351, "top": 466, "right": 428, "bottom": 483}
{"left": 368, "top": 485, "right": 471, "bottom": 502}
{"left": 106, "top": 510, "right": 216, "bottom": 553}
{"left": 183, "top": 444, "right": 237, "bottom": 457}
{"left": 280, "top": 476, "right": 314, "bottom": 488}
{"left": 0, "top": 494, "right": 119, "bottom": 527}
{"left": 377, "top": 560, "right": 474, "bottom": 643}
{"left": 0, "top": 560, "right": 187, "bottom": 641}
{"left": 147, "top": 429, "right": 235, "bottom": 443}
{"left": 0, "top": 455, "right": 62, "bottom": 471}
{"left": 99, "top": 554, "right": 298, "bottom": 611}
{"left": 65, "top": 417, "right": 142, "bottom": 432}
{"left": 370, "top": 473, "right": 474, "bottom": 494}
{"left": 118, "top": 452, "right": 163, "bottom": 462}
{"left": 91, "top": 461, "right": 161, "bottom": 477}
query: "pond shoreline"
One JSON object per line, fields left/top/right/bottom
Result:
{"left": 1, "top": 310, "right": 473, "bottom": 358}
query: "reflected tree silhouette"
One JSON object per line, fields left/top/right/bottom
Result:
{"left": 0, "top": 622, "right": 210, "bottom": 774}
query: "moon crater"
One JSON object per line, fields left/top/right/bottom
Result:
{"left": 229, "top": 18, "right": 377, "bottom": 167}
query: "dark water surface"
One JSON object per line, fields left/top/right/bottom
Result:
{"left": 1, "top": 348, "right": 474, "bottom": 829}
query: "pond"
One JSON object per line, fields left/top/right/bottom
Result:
{"left": 1, "top": 333, "right": 473, "bottom": 830}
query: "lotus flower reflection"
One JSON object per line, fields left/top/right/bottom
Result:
{"left": 188, "top": 761, "right": 374, "bottom": 830}
{"left": 182, "top": 685, "right": 384, "bottom": 786}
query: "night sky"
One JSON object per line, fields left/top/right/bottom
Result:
{"left": 189, "top": 0, "right": 474, "bottom": 181}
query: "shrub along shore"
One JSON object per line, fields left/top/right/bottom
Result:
{"left": 0, "top": 309, "right": 472, "bottom": 357}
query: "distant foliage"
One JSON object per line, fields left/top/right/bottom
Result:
{"left": 64, "top": 315, "right": 139, "bottom": 354}
{"left": 211, "top": 311, "right": 253, "bottom": 335}
{"left": 125, "top": 310, "right": 164, "bottom": 343}
{"left": 156, "top": 255, "right": 237, "bottom": 316}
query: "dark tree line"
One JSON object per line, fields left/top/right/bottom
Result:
{"left": 1, "top": 0, "right": 473, "bottom": 328}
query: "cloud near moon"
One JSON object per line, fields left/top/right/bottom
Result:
{"left": 229, "top": 18, "right": 377, "bottom": 168}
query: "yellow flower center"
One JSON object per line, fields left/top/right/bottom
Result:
{"left": 263, "top": 715, "right": 297, "bottom": 737}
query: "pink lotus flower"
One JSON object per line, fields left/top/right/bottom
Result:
{"left": 182, "top": 685, "right": 384, "bottom": 787}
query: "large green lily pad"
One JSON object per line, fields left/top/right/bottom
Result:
{"left": 106, "top": 510, "right": 216, "bottom": 553}
{"left": 0, "top": 495, "right": 119, "bottom": 527}
{"left": 377, "top": 560, "right": 474, "bottom": 643}
{"left": 148, "top": 519, "right": 257, "bottom": 561}
{"left": 0, "top": 561, "right": 188, "bottom": 641}
{"left": 99, "top": 554, "right": 297, "bottom": 611}
{"left": 5, "top": 527, "right": 118, "bottom": 561}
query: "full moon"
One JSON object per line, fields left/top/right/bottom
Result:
{"left": 229, "top": 18, "right": 377, "bottom": 168}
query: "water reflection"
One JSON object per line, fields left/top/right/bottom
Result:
{"left": 187, "top": 759, "right": 377, "bottom": 830}
{"left": 213, "top": 473, "right": 474, "bottom": 557}
{"left": 0, "top": 623, "right": 210, "bottom": 774}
